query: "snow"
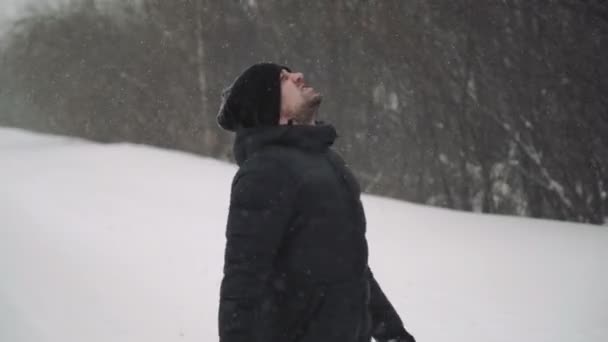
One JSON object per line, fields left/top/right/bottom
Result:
{"left": 1, "top": 126, "right": 607, "bottom": 342}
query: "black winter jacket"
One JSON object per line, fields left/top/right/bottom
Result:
{"left": 219, "top": 123, "right": 414, "bottom": 342}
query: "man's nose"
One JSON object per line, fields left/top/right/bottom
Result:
{"left": 292, "top": 72, "right": 304, "bottom": 84}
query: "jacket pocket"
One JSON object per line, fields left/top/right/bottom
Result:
{"left": 288, "top": 288, "right": 326, "bottom": 342}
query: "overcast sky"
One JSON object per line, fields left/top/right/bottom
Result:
{"left": 0, "top": 0, "right": 42, "bottom": 25}
{"left": 0, "top": 0, "right": 70, "bottom": 23}
{"left": 0, "top": 0, "right": 20, "bottom": 19}
{"left": 0, "top": 0, "right": 119, "bottom": 25}
{"left": 0, "top": 0, "right": 79, "bottom": 34}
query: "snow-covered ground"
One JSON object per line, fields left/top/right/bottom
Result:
{"left": 1, "top": 126, "right": 607, "bottom": 342}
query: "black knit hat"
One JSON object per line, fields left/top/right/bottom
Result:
{"left": 217, "top": 63, "right": 290, "bottom": 131}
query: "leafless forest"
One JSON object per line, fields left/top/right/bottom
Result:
{"left": 1, "top": 0, "right": 606, "bottom": 224}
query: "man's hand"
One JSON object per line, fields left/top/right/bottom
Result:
{"left": 378, "top": 331, "right": 416, "bottom": 342}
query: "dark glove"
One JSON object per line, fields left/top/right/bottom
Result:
{"left": 378, "top": 331, "right": 416, "bottom": 342}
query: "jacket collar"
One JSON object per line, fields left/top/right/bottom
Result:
{"left": 233, "top": 122, "right": 338, "bottom": 166}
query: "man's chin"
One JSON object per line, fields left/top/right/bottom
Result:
{"left": 310, "top": 93, "right": 323, "bottom": 106}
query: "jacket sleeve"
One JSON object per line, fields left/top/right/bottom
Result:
{"left": 367, "top": 267, "right": 415, "bottom": 342}
{"left": 219, "top": 159, "right": 295, "bottom": 342}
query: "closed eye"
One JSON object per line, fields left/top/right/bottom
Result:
{"left": 280, "top": 70, "right": 289, "bottom": 82}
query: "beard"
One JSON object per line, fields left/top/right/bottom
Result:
{"left": 292, "top": 93, "right": 323, "bottom": 125}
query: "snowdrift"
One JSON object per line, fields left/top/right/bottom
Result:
{"left": 1, "top": 127, "right": 606, "bottom": 342}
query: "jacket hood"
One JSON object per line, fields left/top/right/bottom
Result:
{"left": 233, "top": 122, "right": 337, "bottom": 166}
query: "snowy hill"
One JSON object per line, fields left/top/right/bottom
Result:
{"left": 1, "top": 127, "right": 607, "bottom": 342}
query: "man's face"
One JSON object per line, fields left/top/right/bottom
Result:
{"left": 279, "top": 69, "right": 322, "bottom": 125}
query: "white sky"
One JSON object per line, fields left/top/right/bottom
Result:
{"left": 0, "top": 0, "right": 121, "bottom": 25}
{"left": 0, "top": 0, "right": 20, "bottom": 19}
{"left": 0, "top": 0, "right": 45, "bottom": 24}
{"left": 0, "top": 0, "right": 78, "bottom": 24}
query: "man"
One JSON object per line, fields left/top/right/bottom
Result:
{"left": 217, "top": 63, "right": 415, "bottom": 342}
